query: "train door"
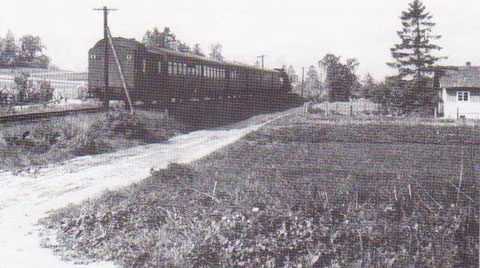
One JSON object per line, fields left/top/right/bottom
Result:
{"left": 186, "top": 63, "right": 197, "bottom": 100}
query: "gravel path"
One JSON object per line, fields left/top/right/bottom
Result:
{"left": 0, "top": 108, "right": 295, "bottom": 267}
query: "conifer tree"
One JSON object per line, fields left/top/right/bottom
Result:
{"left": 192, "top": 44, "right": 205, "bottom": 57}
{"left": 388, "top": 0, "right": 443, "bottom": 79}
{"left": 142, "top": 27, "right": 177, "bottom": 50}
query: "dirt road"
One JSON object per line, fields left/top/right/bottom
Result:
{"left": 0, "top": 109, "right": 295, "bottom": 268}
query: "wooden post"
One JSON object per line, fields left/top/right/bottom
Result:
{"left": 106, "top": 27, "right": 135, "bottom": 114}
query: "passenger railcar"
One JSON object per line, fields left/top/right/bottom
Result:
{"left": 88, "top": 37, "right": 292, "bottom": 104}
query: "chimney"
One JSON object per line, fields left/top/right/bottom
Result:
{"left": 466, "top": 62, "right": 472, "bottom": 67}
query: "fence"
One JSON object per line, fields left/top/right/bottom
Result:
{"left": 307, "top": 99, "right": 381, "bottom": 116}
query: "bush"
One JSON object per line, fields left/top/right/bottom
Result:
{"left": 11, "top": 72, "right": 55, "bottom": 104}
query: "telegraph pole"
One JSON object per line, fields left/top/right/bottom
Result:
{"left": 301, "top": 67, "right": 305, "bottom": 97}
{"left": 257, "top": 54, "right": 266, "bottom": 71}
{"left": 94, "top": 6, "right": 117, "bottom": 103}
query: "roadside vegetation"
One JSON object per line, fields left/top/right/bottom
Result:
{"left": 0, "top": 109, "right": 187, "bottom": 172}
{"left": 40, "top": 113, "right": 479, "bottom": 267}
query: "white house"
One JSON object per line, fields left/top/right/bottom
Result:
{"left": 437, "top": 63, "right": 480, "bottom": 119}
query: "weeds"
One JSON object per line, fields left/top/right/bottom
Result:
{"left": 39, "top": 114, "right": 479, "bottom": 267}
{"left": 0, "top": 110, "right": 186, "bottom": 171}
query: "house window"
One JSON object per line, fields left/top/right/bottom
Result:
{"left": 158, "top": 61, "right": 162, "bottom": 74}
{"left": 457, "top": 91, "right": 470, "bottom": 102}
{"left": 168, "top": 62, "right": 172, "bottom": 74}
{"left": 142, "top": 59, "right": 147, "bottom": 73}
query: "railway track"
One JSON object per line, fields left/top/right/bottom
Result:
{"left": 0, "top": 107, "right": 106, "bottom": 124}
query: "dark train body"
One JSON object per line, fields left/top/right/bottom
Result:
{"left": 88, "top": 37, "right": 295, "bottom": 104}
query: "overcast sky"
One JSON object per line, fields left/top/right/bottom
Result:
{"left": 1, "top": 0, "right": 479, "bottom": 80}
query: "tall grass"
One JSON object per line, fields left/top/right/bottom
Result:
{"left": 40, "top": 115, "right": 479, "bottom": 267}
{"left": 0, "top": 110, "right": 187, "bottom": 171}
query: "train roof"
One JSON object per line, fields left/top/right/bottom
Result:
{"left": 93, "top": 37, "right": 280, "bottom": 73}
{"left": 146, "top": 46, "right": 278, "bottom": 73}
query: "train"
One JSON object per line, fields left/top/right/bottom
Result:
{"left": 88, "top": 37, "right": 297, "bottom": 106}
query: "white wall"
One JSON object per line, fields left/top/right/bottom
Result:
{"left": 442, "top": 88, "right": 480, "bottom": 119}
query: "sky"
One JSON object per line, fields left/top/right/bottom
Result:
{"left": 0, "top": 0, "right": 479, "bottom": 80}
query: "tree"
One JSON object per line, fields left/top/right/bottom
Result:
{"left": 209, "top": 43, "right": 224, "bottom": 61}
{"left": 319, "top": 53, "right": 359, "bottom": 102}
{"left": 176, "top": 41, "right": 191, "bottom": 53}
{"left": 1, "top": 30, "right": 18, "bottom": 64}
{"left": 13, "top": 72, "right": 32, "bottom": 103}
{"left": 20, "top": 35, "right": 44, "bottom": 61}
{"left": 305, "top": 65, "right": 322, "bottom": 99}
{"left": 388, "top": 0, "right": 443, "bottom": 79}
{"left": 387, "top": 0, "right": 443, "bottom": 114}
{"left": 142, "top": 27, "right": 177, "bottom": 50}
{"left": 192, "top": 43, "right": 205, "bottom": 57}
{"left": 286, "top": 66, "right": 297, "bottom": 84}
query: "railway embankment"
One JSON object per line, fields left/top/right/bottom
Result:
{"left": 40, "top": 112, "right": 479, "bottom": 267}
{"left": 0, "top": 109, "right": 187, "bottom": 172}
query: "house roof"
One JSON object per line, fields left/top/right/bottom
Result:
{"left": 438, "top": 65, "right": 480, "bottom": 88}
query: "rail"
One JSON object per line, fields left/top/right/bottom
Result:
{"left": 0, "top": 107, "right": 106, "bottom": 123}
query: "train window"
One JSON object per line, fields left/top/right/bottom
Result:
{"left": 158, "top": 61, "right": 162, "bottom": 74}
{"left": 142, "top": 59, "right": 147, "bottom": 73}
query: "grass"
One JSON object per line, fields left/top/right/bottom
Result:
{"left": 40, "top": 113, "right": 479, "bottom": 267}
{"left": 0, "top": 109, "right": 187, "bottom": 171}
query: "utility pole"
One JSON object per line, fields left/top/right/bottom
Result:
{"left": 94, "top": 6, "right": 117, "bottom": 104}
{"left": 257, "top": 54, "right": 266, "bottom": 71}
{"left": 301, "top": 67, "right": 305, "bottom": 97}
{"left": 257, "top": 54, "right": 267, "bottom": 72}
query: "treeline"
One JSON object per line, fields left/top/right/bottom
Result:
{"left": 0, "top": 73, "right": 54, "bottom": 107}
{"left": 143, "top": 27, "right": 224, "bottom": 61}
{"left": 0, "top": 30, "right": 50, "bottom": 68}
{"left": 287, "top": 0, "right": 442, "bottom": 116}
